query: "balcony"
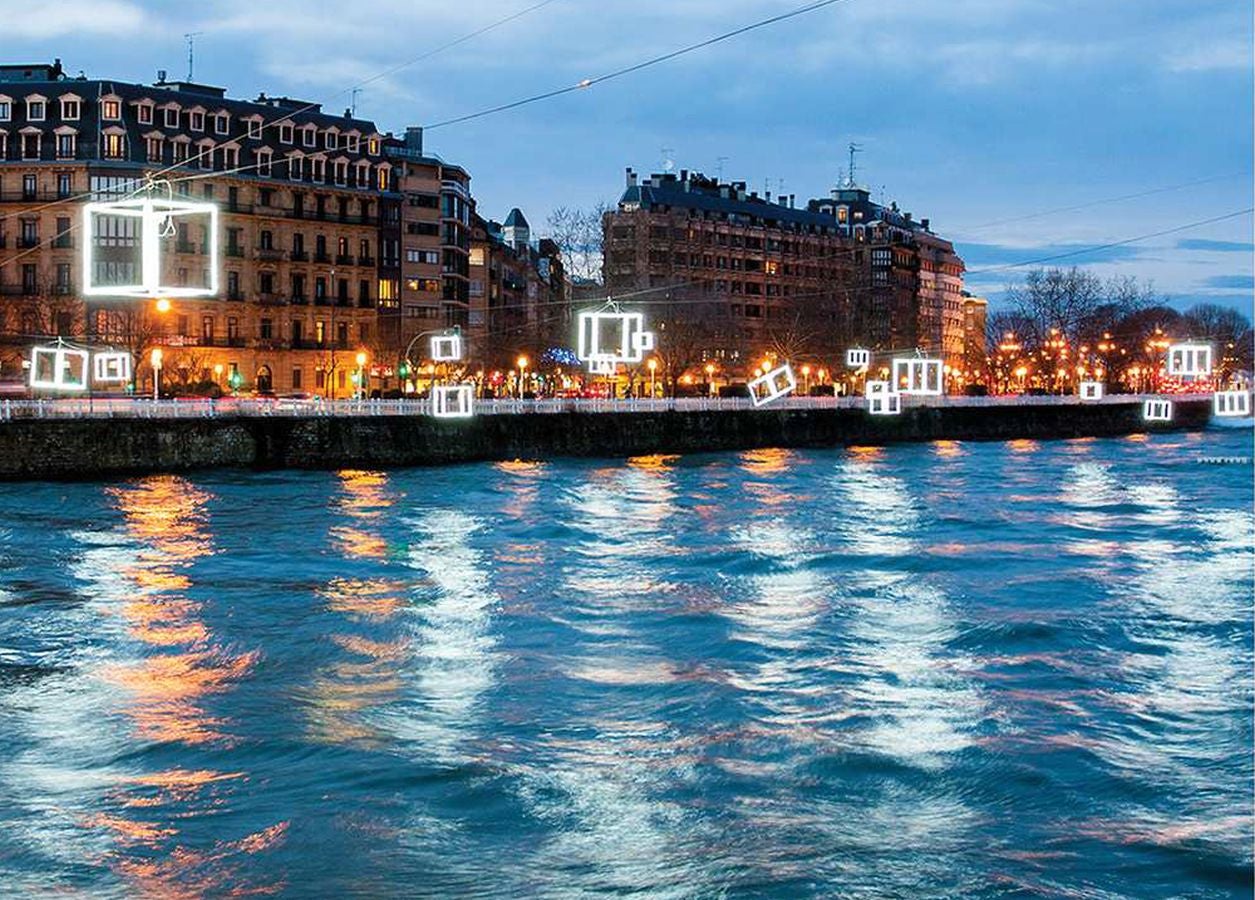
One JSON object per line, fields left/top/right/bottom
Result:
{"left": 290, "top": 294, "right": 309, "bottom": 305}
{"left": 290, "top": 250, "right": 309, "bottom": 262}
{"left": 18, "top": 237, "right": 39, "bottom": 249}
{"left": 226, "top": 291, "right": 245, "bottom": 302}
{"left": 52, "top": 236, "right": 73, "bottom": 250}
{"left": 335, "top": 254, "right": 354, "bottom": 266}
{"left": 358, "top": 255, "right": 375, "bottom": 267}
{"left": 256, "top": 247, "right": 285, "bottom": 261}
{"left": 226, "top": 245, "right": 246, "bottom": 258}
{"left": 0, "top": 285, "right": 32, "bottom": 297}
{"left": 257, "top": 293, "right": 287, "bottom": 306}
{"left": 314, "top": 252, "right": 331, "bottom": 264}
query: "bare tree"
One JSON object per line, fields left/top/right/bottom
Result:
{"left": 545, "top": 203, "right": 611, "bottom": 285}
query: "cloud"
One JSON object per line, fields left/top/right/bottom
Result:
{"left": 0, "top": 0, "right": 150, "bottom": 37}
{"left": 1177, "top": 238, "right": 1255, "bottom": 252}
{"left": 1166, "top": 40, "right": 1251, "bottom": 72}
{"left": 1202, "top": 275, "right": 1255, "bottom": 290}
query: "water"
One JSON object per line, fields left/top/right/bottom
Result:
{"left": 0, "top": 429, "right": 1251, "bottom": 898}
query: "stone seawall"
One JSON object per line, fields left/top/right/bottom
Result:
{"left": 0, "top": 399, "right": 1213, "bottom": 481}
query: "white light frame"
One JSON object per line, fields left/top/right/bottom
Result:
{"left": 432, "top": 384, "right": 474, "bottom": 418}
{"left": 1214, "top": 390, "right": 1251, "bottom": 417}
{"left": 577, "top": 310, "right": 655, "bottom": 371}
{"left": 747, "top": 363, "right": 796, "bottom": 407}
{"left": 892, "top": 357, "right": 944, "bottom": 395}
{"left": 1166, "top": 343, "right": 1212, "bottom": 377}
{"left": 82, "top": 197, "right": 220, "bottom": 298}
{"left": 846, "top": 348, "right": 871, "bottom": 369}
{"left": 430, "top": 333, "right": 462, "bottom": 362}
{"left": 29, "top": 345, "right": 89, "bottom": 391}
{"left": 92, "top": 351, "right": 133, "bottom": 384}
{"left": 1079, "top": 381, "right": 1104, "bottom": 401}
{"left": 1143, "top": 399, "right": 1174, "bottom": 422}
{"left": 865, "top": 379, "right": 901, "bottom": 415}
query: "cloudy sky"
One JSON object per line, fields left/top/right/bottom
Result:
{"left": 7, "top": 0, "right": 1251, "bottom": 310}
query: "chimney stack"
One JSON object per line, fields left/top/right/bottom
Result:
{"left": 625, "top": 167, "right": 637, "bottom": 187}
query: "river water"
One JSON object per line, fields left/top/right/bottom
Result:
{"left": 0, "top": 429, "right": 1250, "bottom": 898}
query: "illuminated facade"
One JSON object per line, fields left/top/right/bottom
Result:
{"left": 0, "top": 60, "right": 421, "bottom": 398}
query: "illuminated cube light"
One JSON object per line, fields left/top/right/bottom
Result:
{"left": 29, "top": 345, "right": 89, "bottom": 391}
{"left": 865, "top": 379, "right": 901, "bottom": 416}
{"left": 1143, "top": 399, "right": 1173, "bottom": 422}
{"left": 1078, "top": 381, "right": 1104, "bottom": 401}
{"left": 846, "top": 348, "right": 871, "bottom": 369}
{"left": 1214, "top": 390, "right": 1251, "bottom": 417}
{"left": 747, "top": 363, "right": 796, "bottom": 407}
{"left": 92, "top": 351, "right": 133, "bottom": 384}
{"left": 892, "top": 357, "right": 943, "bottom": 395}
{"left": 577, "top": 309, "right": 655, "bottom": 372}
{"left": 430, "top": 333, "right": 463, "bottom": 362}
{"left": 82, "top": 197, "right": 219, "bottom": 298}
{"left": 432, "top": 384, "right": 474, "bottom": 418}
{"left": 1166, "top": 343, "right": 1212, "bottom": 377}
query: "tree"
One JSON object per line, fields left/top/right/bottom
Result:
{"left": 1004, "top": 267, "right": 1156, "bottom": 347}
{"left": 545, "top": 203, "right": 611, "bottom": 285}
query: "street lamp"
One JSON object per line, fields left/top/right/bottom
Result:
{"left": 355, "top": 351, "right": 367, "bottom": 400}
{"left": 704, "top": 362, "right": 716, "bottom": 396}
{"left": 150, "top": 347, "right": 163, "bottom": 400}
{"left": 801, "top": 364, "right": 811, "bottom": 394}
{"left": 647, "top": 358, "right": 657, "bottom": 397}
{"left": 154, "top": 297, "right": 171, "bottom": 314}
{"left": 516, "top": 355, "right": 528, "bottom": 399}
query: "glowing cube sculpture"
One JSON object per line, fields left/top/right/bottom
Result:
{"left": 430, "top": 333, "right": 463, "bottom": 362}
{"left": 748, "top": 364, "right": 796, "bottom": 407}
{"left": 892, "top": 357, "right": 943, "bottom": 395}
{"left": 1143, "top": 399, "right": 1173, "bottom": 422}
{"left": 82, "top": 197, "right": 219, "bottom": 298}
{"left": 577, "top": 310, "right": 655, "bottom": 374}
{"left": 432, "top": 384, "right": 474, "bottom": 418}
{"left": 1079, "top": 381, "right": 1104, "bottom": 401}
{"left": 846, "top": 348, "right": 871, "bottom": 369}
{"left": 29, "top": 345, "right": 89, "bottom": 391}
{"left": 865, "top": 379, "right": 901, "bottom": 415}
{"left": 1214, "top": 390, "right": 1251, "bottom": 417}
{"left": 92, "top": 352, "right": 133, "bottom": 384}
{"left": 1166, "top": 343, "right": 1212, "bottom": 378}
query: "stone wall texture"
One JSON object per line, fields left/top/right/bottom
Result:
{"left": 0, "top": 399, "right": 1213, "bottom": 481}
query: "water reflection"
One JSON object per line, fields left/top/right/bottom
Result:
{"left": 330, "top": 469, "right": 392, "bottom": 559}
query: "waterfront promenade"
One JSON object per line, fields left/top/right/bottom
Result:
{"left": 0, "top": 393, "right": 1216, "bottom": 480}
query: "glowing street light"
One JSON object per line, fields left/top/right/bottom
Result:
{"left": 647, "top": 357, "right": 657, "bottom": 397}
{"left": 150, "top": 347, "right": 164, "bottom": 400}
{"left": 154, "top": 297, "right": 172, "bottom": 314}
{"left": 355, "top": 351, "right": 368, "bottom": 400}
{"left": 517, "top": 355, "right": 529, "bottom": 398}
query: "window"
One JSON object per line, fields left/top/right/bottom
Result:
{"left": 376, "top": 166, "right": 389, "bottom": 191}
{"left": 27, "top": 98, "right": 46, "bottom": 121}
{"left": 279, "top": 122, "right": 293, "bottom": 143}
{"left": 257, "top": 148, "right": 272, "bottom": 176}
{"left": 0, "top": 99, "right": 9, "bottom": 121}
{"left": 60, "top": 98, "right": 80, "bottom": 120}
{"left": 358, "top": 280, "right": 369, "bottom": 305}
{"left": 145, "top": 135, "right": 162, "bottom": 162}
{"left": 202, "top": 316, "right": 215, "bottom": 341}
{"left": 227, "top": 271, "right": 240, "bottom": 299}
{"left": 301, "top": 126, "right": 315, "bottom": 147}
{"left": 378, "top": 279, "right": 399, "bottom": 301}
{"left": 137, "top": 103, "right": 152, "bottom": 125}
{"left": 259, "top": 318, "right": 273, "bottom": 339}
{"left": 259, "top": 272, "right": 274, "bottom": 295}
{"left": 214, "top": 113, "right": 229, "bottom": 134}
{"left": 189, "top": 110, "right": 205, "bottom": 131}
{"left": 228, "top": 318, "right": 239, "bottom": 341}
{"left": 55, "top": 263, "right": 71, "bottom": 293}
{"left": 21, "top": 131, "right": 39, "bottom": 159}
{"left": 53, "top": 216, "right": 71, "bottom": 248}
{"left": 347, "top": 134, "right": 360, "bottom": 153}
{"left": 103, "top": 132, "right": 125, "bottom": 159}
{"left": 56, "top": 132, "right": 75, "bottom": 159}
{"left": 247, "top": 118, "right": 262, "bottom": 139}
{"left": 22, "top": 174, "right": 35, "bottom": 199}
{"left": 101, "top": 98, "right": 121, "bottom": 120}
{"left": 367, "top": 137, "right": 379, "bottom": 155}
{"left": 164, "top": 106, "right": 179, "bottom": 127}
{"left": 288, "top": 155, "right": 303, "bottom": 181}
{"left": 334, "top": 160, "right": 347, "bottom": 185}
{"left": 324, "top": 130, "right": 337, "bottom": 150}
{"left": 173, "top": 140, "right": 189, "bottom": 162}
{"left": 291, "top": 368, "right": 302, "bottom": 389}
{"left": 336, "top": 322, "right": 348, "bottom": 347}
{"left": 315, "top": 320, "right": 326, "bottom": 344}
{"left": 56, "top": 173, "right": 71, "bottom": 198}
{"left": 198, "top": 143, "right": 214, "bottom": 170}
{"left": 222, "top": 145, "right": 238, "bottom": 171}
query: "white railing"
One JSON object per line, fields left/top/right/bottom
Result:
{"left": 0, "top": 393, "right": 1217, "bottom": 422}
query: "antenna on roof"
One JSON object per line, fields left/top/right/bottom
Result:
{"left": 184, "top": 31, "right": 203, "bottom": 82}
{"left": 847, "top": 142, "right": 862, "bottom": 189}
{"left": 351, "top": 88, "right": 361, "bottom": 116}
{"left": 716, "top": 156, "right": 729, "bottom": 182}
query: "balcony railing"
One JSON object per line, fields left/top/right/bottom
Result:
{"left": 226, "top": 246, "right": 246, "bottom": 258}
{"left": 18, "top": 237, "right": 39, "bottom": 249}
{"left": 314, "top": 252, "right": 331, "bottom": 263}
{"left": 335, "top": 254, "right": 354, "bottom": 265}
{"left": 256, "top": 247, "right": 285, "bottom": 261}
{"left": 358, "top": 256, "right": 375, "bottom": 267}
{"left": 290, "top": 250, "right": 309, "bottom": 262}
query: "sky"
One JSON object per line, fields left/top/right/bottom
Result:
{"left": 6, "top": 0, "right": 1252, "bottom": 312}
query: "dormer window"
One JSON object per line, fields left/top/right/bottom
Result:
{"left": 324, "top": 130, "right": 337, "bottom": 150}
{"left": 27, "top": 98, "right": 46, "bottom": 121}
{"left": 288, "top": 152, "right": 303, "bottom": 181}
{"left": 189, "top": 110, "right": 205, "bottom": 131}
{"left": 163, "top": 106, "right": 179, "bottom": 128}
{"left": 136, "top": 103, "right": 153, "bottom": 125}
{"left": 257, "top": 148, "right": 272, "bottom": 176}
{"left": 367, "top": 137, "right": 379, "bottom": 155}
{"left": 60, "top": 97, "right": 80, "bottom": 120}
{"left": 0, "top": 97, "right": 10, "bottom": 122}
{"left": 279, "top": 122, "right": 293, "bottom": 143}
{"left": 100, "top": 98, "right": 120, "bottom": 120}
{"left": 246, "top": 118, "right": 262, "bottom": 139}
{"left": 214, "top": 113, "right": 229, "bottom": 134}
{"left": 346, "top": 133, "right": 360, "bottom": 153}
{"left": 301, "top": 126, "right": 316, "bottom": 147}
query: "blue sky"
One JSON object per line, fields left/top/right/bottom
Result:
{"left": 6, "top": 0, "right": 1251, "bottom": 312}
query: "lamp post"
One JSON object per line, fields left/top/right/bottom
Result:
{"left": 704, "top": 362, "right": 716, "bottom": 397}
{"left": 801, "top": 364, "right": 811, "bottom": 394}
{"left": 150, "top": 347, "right": 163, "bottom": 400}
{"left": 355, "top": 351, "right": 367, "bottom": 400}
{"left": 516, "top": 355, "right": 528, "bottom": 399}
{"left": 647, "top": 358, "right": 657, "bottom": 398}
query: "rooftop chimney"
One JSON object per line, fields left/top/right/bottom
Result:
{"left": 921, "top": 217, "right": 930, "bottom": 231}
{"left": 156, "top": 69, "right": 167, "bottom": 84}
